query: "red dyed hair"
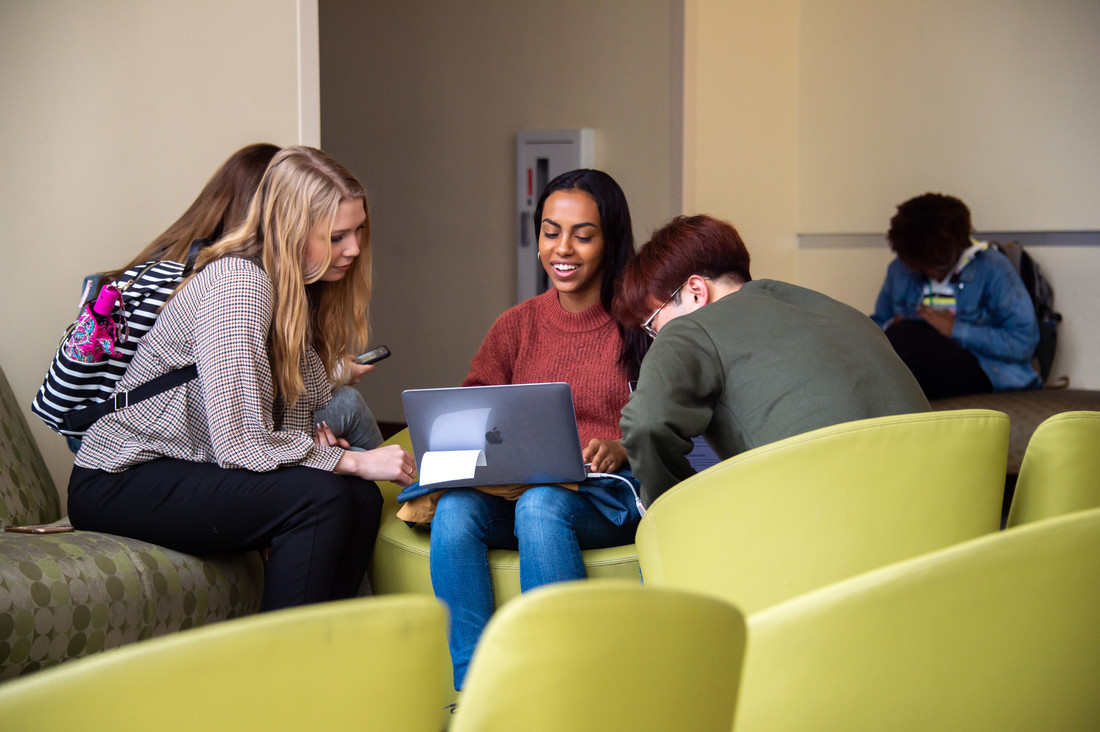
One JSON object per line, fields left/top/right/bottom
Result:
{"left": 614, "top": 215, "right": 752, "bottom": 327}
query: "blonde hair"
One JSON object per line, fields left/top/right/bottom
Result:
{"left": 187, "top": 146, "right": 372, "bottom": 408}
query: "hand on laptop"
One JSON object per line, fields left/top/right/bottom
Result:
{"left": 325, "top": 419, "right": 417, "bottom": 486}
{"left": 583, "top": 438, "right": 626, "bottom": 474}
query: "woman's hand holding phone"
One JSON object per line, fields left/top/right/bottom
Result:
{"left": 347, "top": 361, "right": 372, "bottom": 386}
{"left": 353, "top": 345, "right": 390, "bottom": 365}
{"left": 347, "top": 346, "right": 390, "bottom": 385}
{"left": 915, "top": 304, "right": 955, "bottom": 337}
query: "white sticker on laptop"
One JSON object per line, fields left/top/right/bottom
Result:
{"left": 420, "top": 449, "right": 487, "bottom": 486}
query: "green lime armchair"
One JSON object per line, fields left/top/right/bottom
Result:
{"left": 1005, "top": 410, "right": 1100, "bottom": 527}
{"left": 733, "top": 507, "right": 1100, "bottom": 731}
{"left": 636, "top": 409, "right": 1008, "bottom": 614}
{"left": 451, "top": 580, "right": 746, "bottom": 732}
{"left": 0, "top": 594, "right": 453, "bottom": 731}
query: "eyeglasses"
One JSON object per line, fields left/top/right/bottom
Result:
{"left": 641, "top": 281, "right": 688, "bottom": 339}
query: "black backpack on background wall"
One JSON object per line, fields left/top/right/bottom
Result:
{"left": 991, "top": 240, "right": 1063, "bottom": 385}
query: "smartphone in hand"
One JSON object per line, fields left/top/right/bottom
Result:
{"left": 354, "top": 345, "right": 391, "bottom": 365}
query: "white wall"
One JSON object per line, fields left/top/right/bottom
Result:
{"left": 683, "top": 1, "right": 1099, "bottom": 389}
{"left": 683, "top": 0, "right": 800, "bottom": 280}
{"left": 1, "top": 0, "right": 313, "bottom": 502}
{"left": 791, "top": 0, "right": 1100, "bottom": 387}
{"left": 797, "top": 0, "right": 1100, "bottom": 232}
{"left": 1030, "top": 246, "right": 1100, "bottom": 386}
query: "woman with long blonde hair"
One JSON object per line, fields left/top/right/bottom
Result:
{"left": 78, "top": 142, "right": 384, "bottom": 455}
{"left": 69, "top": 146, "right": 415, "bottom": 610}
{"left": 99, "top": 142, "right": 280, "bottom": 283}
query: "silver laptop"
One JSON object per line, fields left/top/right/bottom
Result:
{"left": 401, "top": 382, "right": 587, "bottom": 489}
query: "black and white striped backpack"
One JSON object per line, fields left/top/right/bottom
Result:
{"left": 31, "top": 259, "right": 197, "bottom": 438}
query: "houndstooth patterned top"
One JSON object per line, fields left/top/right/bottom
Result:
{"left": 75, "top": 256, "right": 343, "bottom": 474}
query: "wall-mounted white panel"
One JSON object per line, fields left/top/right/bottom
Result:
{"left": 516, "top": 129, "right": 595, "bottom": 303}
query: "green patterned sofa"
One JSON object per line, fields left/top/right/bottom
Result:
{"left": 0, "top": 363, "right": 264, "bottom": 682}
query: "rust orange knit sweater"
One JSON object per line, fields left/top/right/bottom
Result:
{"left": 462, "top": 289, "right": 630, "bottom": 447}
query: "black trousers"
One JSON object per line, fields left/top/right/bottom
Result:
{"left": 68, "top": 459, "right": 382, "bottom": 611}
{"left": 885, "top": 319, "right": 993, "bottom": 400}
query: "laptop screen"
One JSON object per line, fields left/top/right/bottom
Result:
{"left": 401, "top": 383, "right": 588, "bottom": 488}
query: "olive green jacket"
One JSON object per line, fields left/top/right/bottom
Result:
{"left": 621, "top": 280, "right": 929, "bottom": 506}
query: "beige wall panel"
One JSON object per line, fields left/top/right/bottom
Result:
{"left": 794, "top": 246, "right": 896, "bottom": 314}
{"left": 320, "top": 0, "right": 680, "bottom": 423}
{"left": 798, "top": 0, "right": 1100, "bottom": 232}
{"left": 1028, "top": 247, "right": 1100, "bottom": 387}
{"left": 683, "top": 0, "right": 800, "bottom": 281}
{"left": 1, "top": 0, "right": 306, "bottom": 503}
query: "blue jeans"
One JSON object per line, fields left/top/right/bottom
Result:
{"left": 429, "top": 475, "right": 640, "bottom": 689}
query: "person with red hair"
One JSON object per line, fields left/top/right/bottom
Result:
{"left": 615, "top": 215, "right": 929, "bottom": 506}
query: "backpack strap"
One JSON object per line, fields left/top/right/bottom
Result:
{"left": 60, "top": 364, "right": 198, "bottom": 432}
{"left": 185, "top": 238, "right": 212, "bottom": 273}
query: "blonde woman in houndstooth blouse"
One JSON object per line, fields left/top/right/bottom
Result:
{"left": 69, "top": 147, "right": 416, "bottom": 611}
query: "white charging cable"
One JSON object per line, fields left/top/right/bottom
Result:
{"left": 584, "top": 470, "right": 646, "bottom": 517}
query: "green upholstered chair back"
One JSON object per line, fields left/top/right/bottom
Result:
{"left": 1006, "top": 410, "right": 1100, "bottom": 528}
{"left": 636, "top": 409, "right": 1008, "bottom": 614}
{"left": 0, "top": 594, "right": 453, "bottom": 731}
{"left": 0, "top": 363, "right": 61, "bottom": 526}
{"left": 733, "top": 507, "right": 1100, "bottom": 731}
{"left": 451, "top": 580, "right": 746, "bottom": 732}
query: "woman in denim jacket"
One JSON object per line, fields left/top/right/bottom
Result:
{"left": 871, "top": 193, "right": 1040, "bottom": 399}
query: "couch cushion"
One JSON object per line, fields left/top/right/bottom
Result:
{"left": 0, "top": 365, "right": 60, "bottom": 526}
{"left": 0, "top": 531, "right": 263, "bottom": 681}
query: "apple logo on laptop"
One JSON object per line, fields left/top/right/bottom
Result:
{"left": 485, "top": 426, "right": 503, "bottom": 445}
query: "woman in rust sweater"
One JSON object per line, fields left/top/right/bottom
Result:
{"left": 430, "top": 169, "right": 647, "bottom": 689}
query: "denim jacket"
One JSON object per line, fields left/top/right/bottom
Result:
{"left": 872, "top": 244, "right": 1041, "bottom": 391}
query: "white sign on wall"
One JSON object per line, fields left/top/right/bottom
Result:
{"left": 516, "top": 129, "right": 595, "bottom": 303}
